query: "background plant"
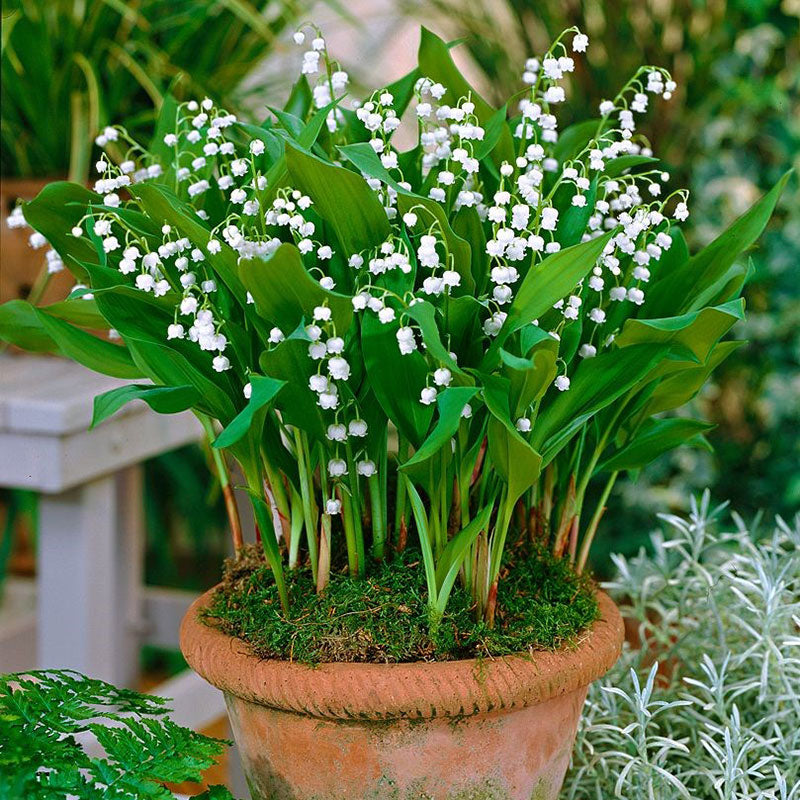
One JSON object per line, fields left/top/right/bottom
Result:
{"left": 0, "top": 26, "right": 786, "bottom": 630}
{"left": 0, "top": 668, "right": 237, "bottom": 799}
{"left": 564, "top": 493, "right": 800, "bottom": 798}
{"left": 0, "top": 0, "right": 311, "bottom": 183}
{"left": 406, "top": 0, "right": 800, "bottom": 563}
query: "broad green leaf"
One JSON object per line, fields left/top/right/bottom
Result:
{"left": 644, "top": 172, "right": 790, "bottom": 317}
{"left": 617, "top": 299, "right": 745, "bottom": 364}
{"left": 44, "top": 298, "right": 109, "bottom": 330}
{"left": 643, "top": 340, "right": 743, "bottom": 416}
{"left": 553, "top": 119, "right": 601, "bottom": 163}
{"left": 262, "top": 97, "right": 343, "bottom": 202}
{"left": 500, "top": 345, "right": 558, "bottom": 416}
{"left": 213, "top": 375, "right": 286, "bottom": 450}
{"left": 361, "top": 313, "right": 433, "bottom": 447}
{"left": 532, "top": 344, "right": 668, "bottom": 463}
{"left": 239, "top": 242, "right": 352, "bottom": 335}
{"left": 91, "top": 384, "right": 199, "bottom": 429}
{"left": 401, "top": 386, "right": 478, "bottom": 486}
{"left": 34, "top": 309, "right": 142, "bottom": 379}
{"left": 284, "top": 141, "right": 390, "bottom": 253}
{"left": 23, "top": 182, "right": 101, "bottom": 279}
{"left": 603, "top": 155, "right": 659, "bottom": 179}
{"left": 557, "top": 177, "right": 597, "bottom": 247}
{"left": 126, "top": 337, "right": 237, "bottom": 422}
{"left": 0, "top": 300, "right": 60, "bottom": 352}
{"left": 404, "top": 301, "right": 466, "bottom": 377}
{"left": 598, "top": 417, "right": 715, "bottom": 473}
{"left": 451, "top": 206, "right": 487, "bottom": 292}
{"left": 472, "top": 104, "right": 508, "bottom": 161}
{"left": 483, "top": 375, "right": 543, "bottom": 503}
{"left": 418, "top": 28, "right": 514, "bottom": 165}
{"left": 283, "top": 75, "right": 312, "bottom": 117}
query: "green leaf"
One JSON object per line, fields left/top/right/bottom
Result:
{"left": 22, "top": 182, "right": 101, "bottom": 279}
{"left": 598, "top": 418, "right": 715, "bottom": 473}
{"left": 126, "top": 337, "right": 237, "bottom": 422}
{"left": 404, "top": 301, "right": 466, "bottom": 377}
{"left": 403, "top": 477, "right": 438, "bottom": 606}
{"left": 472, "top": 104, "right": 508, "bottom": 162}
{"left": 34, "top": 309, "right": 142, "bottom": 379}
{"left": 483, "top": 375, "right": 543, "bottom": 503}
{"left": 532, "top": 344, "right": 668, "bottom": 463}
{"left": 557, "top": 177, "right": 597, "bottom": 247}
{"left": 644, "top": 172, "right": 790, "bottom": 317}
{"left": 361, "top": 313, "right": 433, "bottom": 447}
{"left": 617, "top": 299, "right": 745, "bottom": 364}
{"left": 603, "top": 154, "right": 659, "bottom": 179}
{"left": 239, "top": 242, "right": 353, "bottom": 335}
{"left": 418, "top": 27, "right": 513, "bottom": 165}
{"left": 213, "top": 375, "right": 285, "bottom": 449}
{"left": 283, "top": 75, "right": 312, "bottom": 117}
{"left": 284, "top": 141, "right": 390, "bottom": 253}
{"left": 553, "top": 119, "right": 601, "bottom": 163}
{"left": 0, "top": 299, "right": 60, "bottom": 352}
{"left": 43, "top": 298, "right": 108, "bottom": 329}
{"left": 401, "top": 386, "right": 478, "bottom": 486}
{"left": 91, "top": 384, "right": 199, "bottom": 429}
{"left": 643, "top": 340, "right": 743, "bottom": 416}
{"left": 500, "top": 345, "right": 558, "bottom": 417}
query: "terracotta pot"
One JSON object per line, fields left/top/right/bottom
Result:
{"left": 181, "top": 587, "right": 623, "bottom": 799}
{"left": 1, "top": 177, "right": 74, "bottom": 305}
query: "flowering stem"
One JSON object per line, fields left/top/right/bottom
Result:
{"left": 394, "top": 435, "right": 410, "bottom": 548}
{"left": 197, "top": 413, "right": 243, "bottom": 552}
{"left": 294, "top": 429, "right": 319, "bottom": 580}
{"left": 576, "top": 470, "right": 618, "bottom": 574}
{"left": 369, "top": 474, "right": 386, "bottom": 559}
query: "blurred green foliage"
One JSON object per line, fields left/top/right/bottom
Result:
{"left": 1, "top": 0, "right": 304, "bottom": 182}
{"left": 412, "top": 0, "right": 800, "bottom": 559}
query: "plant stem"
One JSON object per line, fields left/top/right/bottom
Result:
{"left": 369, "top": 475, "right": 386, "bottom": 559}
{"left": 316, "top": 514, "right": 331, "bottom": 593}
{"left": 288, "top": 489, "right": 303, "bottom": 569}
{"left": 394, "top": 435, "right": 409, "bottom": 547}
{"left": 576, "top": 470, "right": 618, "bottom": 573}
{"left": 196, "top": 413, "right": 243, "bottom": 552}
{"left": 294, "top": 429, "right": 319, "bottom": 580}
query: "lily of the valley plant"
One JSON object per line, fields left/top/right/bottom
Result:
{"left": 0, "top": 27, "right": 787, "bottom": 628}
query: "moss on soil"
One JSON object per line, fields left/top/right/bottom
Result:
{"left": 201, "top": 545, "right": 599, "bottom": 664}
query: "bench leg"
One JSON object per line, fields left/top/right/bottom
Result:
{"left": 37, "top": 466, "right": 144, "bottom": 686}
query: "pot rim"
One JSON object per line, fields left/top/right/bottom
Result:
{"left": 180, "top": 585, "right": 623, "bottom": 721}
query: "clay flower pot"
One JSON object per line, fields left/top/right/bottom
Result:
{"left": 0, "top": 177, "right": 74, "bottom": 305}
{"left": 181, "top": 587, "right": 623, "bottom": 800}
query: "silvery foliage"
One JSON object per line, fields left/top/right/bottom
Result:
{"left": 564, "top": 492, "right": 800, "bottom": 800}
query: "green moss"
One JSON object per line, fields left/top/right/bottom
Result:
{"left": 201, "top": 545, "right": 598, "bottom": 664}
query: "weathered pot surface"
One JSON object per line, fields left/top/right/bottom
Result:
{"left": 181, "top": 587, "right": 623, "bottom": 800}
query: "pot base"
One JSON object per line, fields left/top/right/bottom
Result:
{"left": 226, "top": 687, "right": 587, "bottom": 800}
